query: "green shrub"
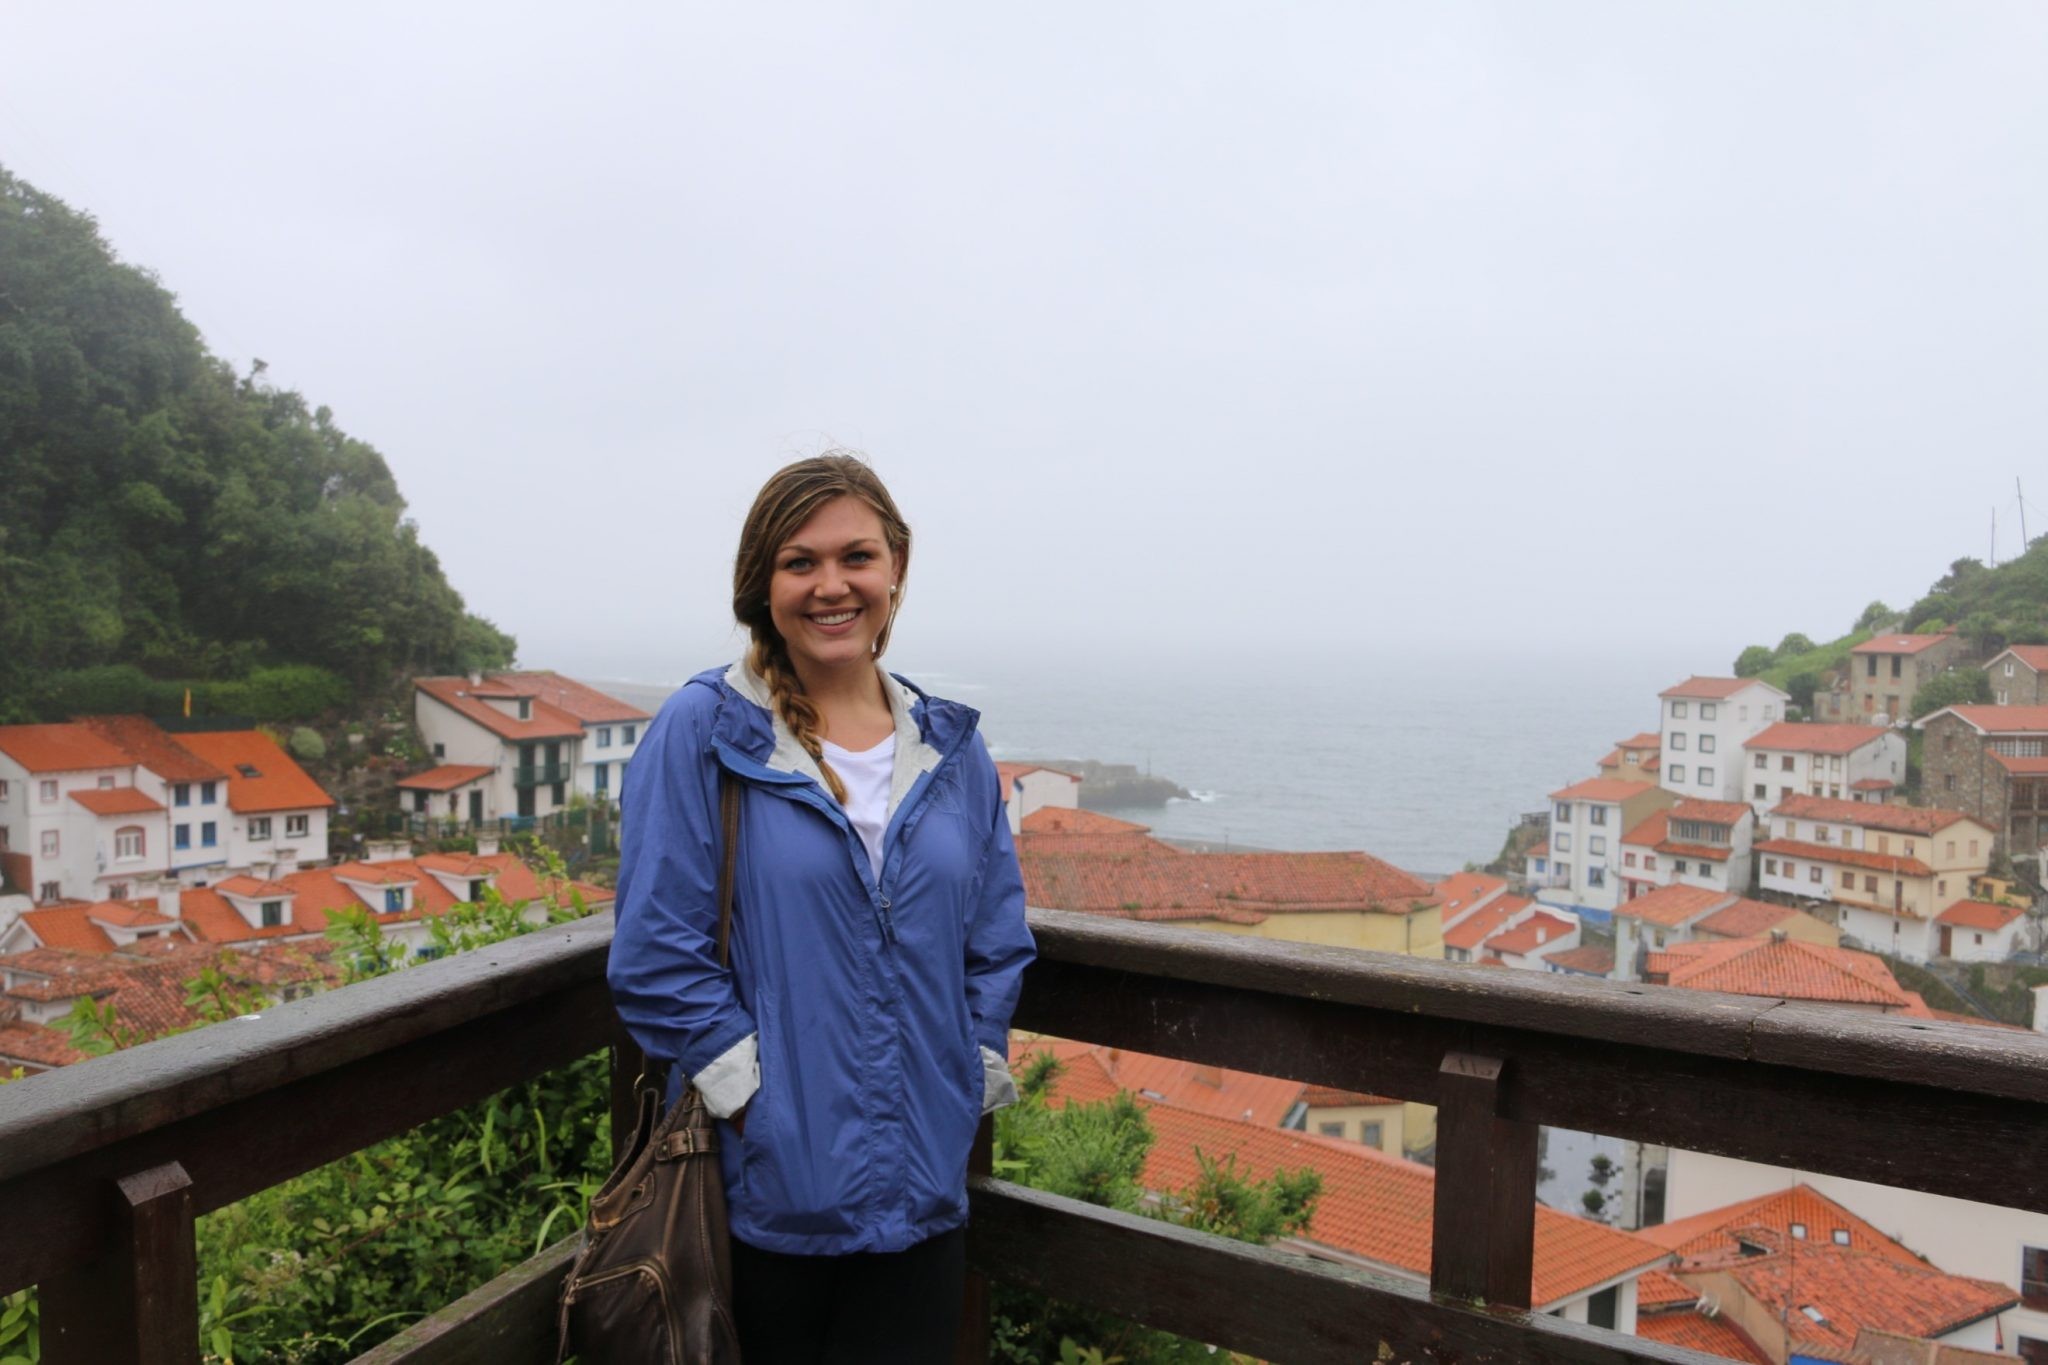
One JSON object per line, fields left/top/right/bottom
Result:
{"left": 289, "top": 727, "right": 328, "bottom": 762}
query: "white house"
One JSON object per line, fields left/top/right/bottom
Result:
{"left": 1539, "top": 778, "right": 1675, "bottom": 922}
{"left": 1608, "top": 884, "right": 1740, "bottom": 982}
{"left": 411, "top": 671, "right": 651, "bottom": 823}
{"left": 0, "top": 723, "right": 150, "bottom": 914}
{"left": 1657, "top": 677, "right": 1790, "bottom": 806}
{"left": 1741, "top": 721, "right": 1906, "bottom": 815}
{"left": 1479, "top": 908, "right": 1581, "bottom": 969}
{"left": 995, "top": 762, "right": 1081, "bottom": 837}
{"left": 173, "top": 731, "right": 333, "bottom": 878}
{"left": 1933, "top": 899, "right": 2031, "bottom": 963}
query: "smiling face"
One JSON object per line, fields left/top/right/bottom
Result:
{"left": 767, "top": 495, "right": 902, "bottom": 685}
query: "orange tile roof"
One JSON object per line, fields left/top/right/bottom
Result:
{"left": 1935, "top": 899, "right": 2024, "bottom": 930}
{"left": 1615, "top": 731, "right": 1663, "bottom": 751}
{"left": 1927, "top": 704, "right": 2048, "bottom": 734}
{"left": 1851, "top": 632, "right": 1954, "bottom": 656}
{"left": 1648, "top": 939, "right": 1915, "bottom": 1009}
{"left": 211, "top": 875, "right": 295, "bottom": 899}
{"left": 414, "top": 853, "right": 500, "bottom": 878}
{"left": 1988, "top": 751, "right": 2048, "bottom": 775}
{"left": 1020, "top": 848, "right": 1436, "bottom": 922}
{"left": 1299, "top": 1085, "right": 1402, "bottom": 1108}
{"left": 1670, "top": 799, "right": 1753, "bottom": 825}
{"left": 1636, "top": 1308, "right": 1770, "bottom": 1363}
{"left": 1441, "top": 895, "right": 1532, "bottom": 951}
{"left": 68, "top": 787, "right": 166, "bottom": 815}
{"left": 496, "top": 671, "right": 650, "bottom": 724}
{"left": 0, "top": 1021, "right": 89, "bottom": 1069}
{"left": 1753, "top": 839, "right": 1932, "bottom": 878}
{"left": 1543, "top": 945, "right": 1613, "bottom": 975}
{"left": 1016, "top": 1038, "right": 1306, "bottom": 1127}
{"left": 76, "top": 715, "right": 224, "bottom": 782}
{"left": 1694, "top": 898, "right": 1803, "bottom": 938}
{"left": 1731, "top": 1248, "right": 2014, "bottom": 1360}
{"left": 1549, "top": 777, "right": 1655, "bottom": 803}
{"left": 995, "top": 762, "right": 1080, "bottom": 794}
{"left": 1429, "top": 872, "right": 1506, "bottom": 923}
{"left": 88, "top": 902, "right": 172, "bottom": 929}
{"left": 1621, "top": 811, "right": 1670, "bottom": 847}
{"left": 1483, "top": 911, "right": 1574, "bottom": 957}
{"left": 0, "top": 723, "right": 134, "bottom": 774}
{"left": 329, "top": 861, "right": 419, "bottom": 886}
{"left": 1745, "top": 722, "right": 1893, "bottom": 755}
{"left": 1642, "top": 1184, "right": 1922, "bottom": 1266}
{"left": 14, "top": 905, "right": 122, "bottom": 953}
{"left": 1635, "top": 1269, "right": 1697, "bottom": 1308}
{"left": 1995, "top": 645, "right": 2048, "bottom": 672}
{"left": 1849, "top": 777, "right": 1894, "bottom": 791}
{"left": 395, "top": 764, "right": 495, "bottom": 792}
{"left": 1135, "top": 1103, "right": 1671, "bottom": 1308}
{"left": 1525, "top": 840, "right": 1549, "bottom": 859}
{"left": 413, "top": 675, "right": 588, "bottom": 741}
{"left": 1614, "top": 884, "right": 1733, "bottom": 928}
{"left": 1661, "top": 677, "right": 1761, "bottom": 700}
{"left": 1656, "top": 842, "right": 1735, "bottom": 862}
{"left": 1769, "top": 793, "right": 1973, "bottom": 835}
{"left": 172, "top": 732, "right": 334, "bottom": 813}
{"left": 1021, "top": 807, "right": 1151, "bottom": 836}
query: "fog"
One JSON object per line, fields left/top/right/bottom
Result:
{"left": 7, "top": 3, "right": 2045, "bottom": 679}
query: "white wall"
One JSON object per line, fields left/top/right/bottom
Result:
{"left": 1837, "top": 902, "right": 1936, "bottom": 963}
{"left": 1662, "top": 686, "right": 1785, "bottom": 805}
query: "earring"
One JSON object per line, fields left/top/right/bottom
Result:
{"left": 889, "top": 585, "right": 899, "bottom": 595}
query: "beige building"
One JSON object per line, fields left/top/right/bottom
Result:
{"left": 1822, "top": 630, "right": 1962, "bottom": 724}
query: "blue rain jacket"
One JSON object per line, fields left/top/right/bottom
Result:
{"left": 609, "top": 662, "right": 1036, "bottom": 1255}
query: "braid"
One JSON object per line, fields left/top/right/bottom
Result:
{"left": 749, "top": 635, "right": 848, "bottom": 804}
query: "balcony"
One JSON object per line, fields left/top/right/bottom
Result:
{"left": 511, "top": 762, "right": 569, "bottom": 789}
{"left": 2, "top": 909, "right": 2044, "bottom": 1363}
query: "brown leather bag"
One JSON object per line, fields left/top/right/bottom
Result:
{"left": 559, "top": 776, "right": 746, "bottom": 1364}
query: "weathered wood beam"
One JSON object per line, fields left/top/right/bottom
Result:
{"left": 41, "top": 1161, "right": 199, "bottom": 1365}
{"left": 1429, "top": 1053, "right": 1537, "bottom": 1310}
{"left": 348, "top": 1236, "right": 579, "bottom": 1365}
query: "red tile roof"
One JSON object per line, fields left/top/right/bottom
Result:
{"left": 1543, "top": 945, "right": 1614, "bottom": 976}
{"left": 1648, "top": 939, "right": 1916, "bottom": 1009}
{"left": 1016, "top": 1038, "right": 1306, "bottom": 1128}
{"left": 1525, "top": 840, "right": 1549, "bottom": 859}
{"left": 1635, "top": 1308, "right": 1770, "bottom": 1364}
{"left": 0, "top": 723, "right": 134, "bottom": 774}
{"left": 1614, "top": 731, "right": 1663, "bottom": 752}
{"left": 1299, "top": 1085, "right": 1402, "bottom": 1108}
{"left": 88, "top": 902, "right": 172, "bottom": 930}
{"left": 1642, "top": 1184, "right": 1923, "bottom": 1266}
{"left": 395, "top": 764, "right": 495, "bottom": 792}
{"left": 211, "top": 875, "right": 296, "bottom": 899}
{"left": 0, "top": 1021, "right": 89, "bottom": 1069}
{"left": 1935, "top": 899, "right": 2024, "bottom": 930}
{"left": 68, "top": 787, "right": 166, "bottom": 815}
{"left": 1988, "top": 751, "right": 2048, "bottom": 775}
{"left": 1849, "top": 778, "right": 1894, "bottom": 791}
{"left": 172, "top": 732, "right": 334, "bottom": 813}
{"left": 1429, "top": 872, "right": 1506, "bottom": 924}
{"left": 1669, "top": 799, "right": 1753, "bottom": 825}
{"left": 1020, "top": 807, "right": 1151, "bottom": 837}
{"left": 328, "top": 861, "right": 420, "bottom": 886}
{"left": 1769, "top": 794, "right": 1974, "bottom": 835}
{"left": 14, "top": 905, "right": 125, "bottom": 953}
{"left": 1732, "top": 1248, "right": 2013, "bottom": 1361}
{"left": 1614, "top": 884, "right": 1733, "bottom": 929}
{"left": 414, "top": 853, "right": 500, "bottom": 878}
{"left": 1753, "top": 839, "right": 1932, "bottom": 879}
{"left": 1441, "top": 895, "right": 1532, "bottom": 951}
{"left": 499, "top": 671, "right": 650, "bottom": 724}
{"left": 1656, "top": 842, "right": 1735, "bottom": 863}
{"left": 1621, "top": 811, "right": 1670, "bottom": 847}
{"left": 1745, "top": 722, "right": 1892, "bottom": 755}
{"left": 1994, "top": 645, "right": 2048, "bottom": 673}
{"left": 1851, "top": 632, "right": 1954, "bottom": 656}
{"left": 1662, "top": 677, "right": 1778, "bottom": 700}
{"left": 1549, "top": 777, "right": 1655, "bottom": 803}
{"left": 1694, "top": 898, "right": 1804, "bottom": 939}
{"left": 76, "top": 715, "right": 225, "bottom": 782}
{"left": 1019, "top": 848, "right": 1437, "bottom": 923}
{"left": 1482, "top": 911, "right": 1574, "bottom": 957}
{"left": 1634, "top": 1268, "right": 1697, "bottom": 1309}
{"left": 995, "top": 762, "right": 1080, "bottom": 794}
{"left": 1925, "top": 704, "right": 2048, "bottom": 734}
{"left": 413, "top": 675, "right": 594, "bottom": 741}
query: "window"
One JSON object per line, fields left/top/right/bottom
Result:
{"left": 1864, "top": 875, "right": 1879, "bottom": 894}
{"left": 1699, "top": 767, "right": 1715, "bottom": 786}
{"left": 1765, "top": 858, "right": 1778, "bottom": 875}
{"left": 1815, "top": 826, "right": 1831, "bottom": 843}
{"left": 1754, "top": 783, "right": 1768, "bottom": 799}
{"left": 1698, "top": 864, "right": 1714, "bottom": 882}
{"left": 1831, "top": 1229, "right": 1851, "bottom": 1246}
{"left": 1790, "top": 1222, "right": 1808, "bottom": 1240}
{"left": 1878, "top": 835, "right": 1890, "bottom": 854}
{"left": 39, "top": 881, "right": 60, "bottom": 901}
{"left": 1589, "top": 806, "right": 1607, "bottom": 826}
{"left": 1782, "top": 755, "right": 1795, "bottom": 771}
{"left": 286, "top": 814, "right": 308, "bottom": 837}
{"left": 39, "top": 780, "right": 56, "bottom": 804}
{"left": 1586, "top": 1285, "right": 1619, "bottom": 1331}
{"left": 1739, "top": 705, "right": 1749, "bottom": 721}
{"left": 1754, "top": 753, "right": 1767, "bottom": 770}
{"left": 2000, "top": 689, "right": 2011, "bottom": 705}
{"left": 384, "top": 888, "right": 405, "bottom": 914}
{"left": 1670, "top": 733, "right": 1688, "bottom": 751}
{"left": 115, "top": 827, "right": 144, "bottom": 860}
{"left": 623, "top": 724, "right": 637, "bottom": 744}
{"left": 1810, "top": 865, "right": 1822, "bottom": 884}
{"left": 1937, "top": 878, "right": 1947, "bottom": 897}
{"left": 598, "top": 727, "right": 613, "bottom": 748}
{"left": 1644, "top": 856, "right": 1657, "bottom": 870}
{"left": 0, "top": 827, "right": 8, "bottom": 849}
{"left": 2022, "top": 1246, "right": 2048, "bottom": 1312}
{"left": 1970, "top": 839, "right": 1979, "bottom": 857}
{"left": 2007, "top": 660, "right": 2017, "bottom": 677}
{"left": 1904, "top": 840, "right": 1915, "bottom": 856}
{"left": 1841, "top": 870, "right": 1854, "bottom": 888}
{"left": 1947, "top": 841, "right": 1956, "bottom": 858}
{"left": 1699, "top": 734, "right": 1716, "bottom": 754}
{"left": 1783, "top": 821, "right": 1798, "bottom": 839}
{"left": 175, "top": 824, "right": 191, "bottom": 850}
{"left": 1891, "top": 656, "right": 1902, "bottom": 679}
{"left": 201, "top": 822, "right": 217, "bottom": 848}
{"left": 1556, "top": 832, "right": 1572, "bottom": 852}
{"left": 1556, "top": 863, "right": 1571, "bottom": 887}
{"left": 1588, "top": 867, "right": 1606, "bottom": 888}
{"left": 1701, "top": 703, "right": 1717, "bottom": 721}
{"left": 1671, "top": 764, "right": 1686, "bottom": 782}
{"left": 1867, "top": 656, "right": 1879, "bottom": 678}
{"left": 1975, "top": 932, "right": 1984, "bottom": 945}
{"left": 96, "top": 775, "right": 114, "bottom": 789}
{"left": 1555, "top": 803, "right": 1571, "bottom": 823}
{"left": 109, "top": 883, "right": 128, "bottom": 900}
{"left": 1624, "top": 851, "right": 1637, "bottom": 868}
{"left": 174, "top": 783, "right": 191, "bottom": 806}
{"left": 40, "top": 829, "right": 58, "bottom": 858}
{"left": 261, "top": 901, "right": 284, "bottom": 928}
{"left": 2019, "top": 1337, "right": 2048, "bottom": 1365}
{"left": 201, "top": 781, "right": 217, "bottom": 804}
{"left": 1360, "top": 1121, "right": 1383, "bottom": 1148}
{"left": 1764, "top": 704, "right": 1776, "bottom": 720}
{"left": 1672, "top": 701, "right": 1689, "bottom": 719}
{"left": 1945, "top": 774, "right": 1956, "bottom": 792}
{"left": 1318, "top": 1122, "right": 1345, "bottom": 1138}
{"left": 517, "top": 699, "right": 531, "bottom": 720}
{"left": 250, "top": 816, "right": 272, "bottom": 840}
{"left": 433, "top": 742, "right": 446, "bottom": 758}
{"left": 594, "top": 762, "right": 610, "bottom": 794}
{"left": 0, "top": 779, "right": 8, "bottom": 800}
{"left": 1781, "top": 786, "right": 1794, "bottom": 800}
{"left": 1589, "top": 836, "right": 1606, "bottom": 855}
{"left": 1674, "top": 860, "right": 1689, "bottom": 876}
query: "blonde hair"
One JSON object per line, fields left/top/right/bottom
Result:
{"left": 733, "top": 452, "right": 912, "bottom": 803}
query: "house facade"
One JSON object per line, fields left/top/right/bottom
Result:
{"left": 1916, "top": 704, "right": 2048, "bottom": 861}
{"left": 1540, "top": 778, "right": 1676, "bottom": 920}
{"left": 1828, "top": 630, "right": 1963, "bottom": 724}
{"left": 1985, "top": 645, "right": 2048, "bottom": 707}
{"left": 1657, "top": 678, "right": 1790, "bottom": 806}
{"left": 995, "top": 762, "right": 1081, "bottom": 836}
{"left": 411, "top": 672, "right": 651, "bottom": 823}
{"left": 1741, "top": 722, "right": 1905, "bottom": 814}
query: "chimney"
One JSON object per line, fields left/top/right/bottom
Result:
{"left": 1770, "top": 929, "right": 1789, "bottom": 944}
{"left": 274, "top": 852, "right": 299, "bottom": 877}
{"left": 249, "top": 859, "right": 273, "bottom": 884}
{"left": 468, "top": 670, "right": 483, "bottom": 686}
{"left": 475, "top": 834, "right": 500, "bottom": 858}
{"left": 364, "top": 839, "right": 411, "bottom": 865}
{"left": 155, "top": 878, "right": 182, "bottom": 922}
{"left": 1104, "top": 1047, "right": 1122, "bottom": 1078}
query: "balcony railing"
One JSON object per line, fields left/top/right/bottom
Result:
{"left": 512, "top": 762, "right": 569, "bottom": 789}
{"left": 2, "top": 909, "right": 2045, "bottom": 1363}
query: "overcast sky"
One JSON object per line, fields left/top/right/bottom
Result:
{"left": 6, "top": 4, "right": 2045, "bottom": 681}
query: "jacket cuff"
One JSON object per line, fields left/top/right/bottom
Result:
{"left": 693, "top": 1033, "right": 760, "bottom": 1119}
{"left": 981, "top": 1045, "right": 1018, "bottom": 1114}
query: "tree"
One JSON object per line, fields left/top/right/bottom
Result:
{"left": 1776, "top": 633, "right": 1817, "bottom": 657}
{"left": 1734, "top": 645, "right": 1774, "bottom": 678}
{"left": 1856, "top": 600, "right": 1895, "bottom": 632}
{"left": 1910, "top": 669, "right": 1992, "bottom": 720}
{"left": 1785, "top": 670, "right": 1823, "bottom": 713}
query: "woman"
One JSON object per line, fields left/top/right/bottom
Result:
{"left": 609, "top": 453, "right": 1036, "bottom": 1363}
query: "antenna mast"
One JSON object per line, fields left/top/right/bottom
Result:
{"left": 1992, "top": 507, "right": 1998, "bottom": 567}
{"left": 2020, "top": 478, "right": 2030, "bottom": 551}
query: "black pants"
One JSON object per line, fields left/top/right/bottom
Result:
{"left": 730, "top": 1226, "right": 966, "bottom": 1365}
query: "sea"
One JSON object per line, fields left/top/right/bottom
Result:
{"left": 595, "top": 646, "right": 1700, "bottom": 877}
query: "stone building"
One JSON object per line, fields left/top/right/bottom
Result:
{"left": 1914, "top": 704, "right": 2048, "bottom": 861}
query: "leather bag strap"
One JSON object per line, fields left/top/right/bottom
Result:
{"left": 717, "top": 772, "right": 739, "bottom": 969}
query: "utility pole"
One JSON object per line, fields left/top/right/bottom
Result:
{"left": 1992, "top": 507, "right": 1998, "bottom": 567}
{"left": 2020, "top": 478, "right": 2030, "bottom": 551}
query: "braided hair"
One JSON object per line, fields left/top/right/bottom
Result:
{"left": 733, "top": 452, "right": 912, "bottom": 804}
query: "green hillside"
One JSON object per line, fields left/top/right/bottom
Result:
{"left": 0, "top": 166, "right": 513, "bottom": 722}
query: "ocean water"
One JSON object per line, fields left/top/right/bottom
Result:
{"left": 601, "top": 647, "right": 1698, "bottom": 877}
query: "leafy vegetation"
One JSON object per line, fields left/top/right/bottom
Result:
{"left": 1903, "top": 546, "right": 2048, "bottom": 650}
{"left": 1909, "top": 669, "right": 1992, "bottom": 720}
{"left": 989, "top": 1053, "right": 1320, "bottom": 1364}
{"left": 0, "top": 166, "right": 514, "bottom": 722}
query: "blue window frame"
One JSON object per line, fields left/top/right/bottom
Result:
{"left": 174, "top": 784, "right": 191, "bottom": 807}
{"left": 594, "top": 762, "right": 609, "bottom": 794}
{"left": 201, "top": 781, "right": 217, "bottom": 804}
{"left": 201, "top": 822, "right": 217, "bottom": 848}
{"left": 623, "top": 724, "right": 637, "bottom": 745}
{"left": 174, "top": 824, "right": 191, "bottom": 850}
{"left": 384, "top": 888, "right": 404, "bottom": 913}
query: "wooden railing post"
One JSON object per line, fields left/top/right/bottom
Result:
{"left": 1429, "top": 1052, "right": 1537, "bottom": 1310}
{"left": 954, "top": 1115, "right": 995, "bottom": 1364}
{"left": 41, "top": 1161, "right": 198, "bottom": 1365}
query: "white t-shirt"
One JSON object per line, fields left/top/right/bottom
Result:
{"left": 822, "top": 733, "right": 896, "bottom": 881}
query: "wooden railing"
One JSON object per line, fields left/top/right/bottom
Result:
{"left": 2, "top": 908, "right": 2045, "bottom": 1364}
